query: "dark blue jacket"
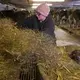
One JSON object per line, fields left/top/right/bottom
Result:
{"left": 21, "top": 14, "right": 55, "bottom": 37}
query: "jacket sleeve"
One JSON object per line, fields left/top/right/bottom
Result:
{"left": 43, "top": 17, "right": 55, "bottom": 37}
{"left": 21, "top": 17, "right": 33, "bottom": 29}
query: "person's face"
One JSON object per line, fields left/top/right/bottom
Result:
{"left": 35, "top": 11, "right": 47, "bottom": 21}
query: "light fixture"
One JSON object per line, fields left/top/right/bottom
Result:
{"left": 32, "top": 3, "right": 52, "bottom": 6}
{"left": 32, "top": 6, "right": 38, "bottom": 9}
{"left": 32, "top": 0, "right": 64, "bottom": 2}
{"left": 31, "top": 3, "right": 52, "bottom": 9}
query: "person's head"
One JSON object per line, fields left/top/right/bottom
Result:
{"left": 35, "top": 3, "right": 50, "bottom": 21}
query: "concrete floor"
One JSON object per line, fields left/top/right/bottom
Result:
{"left": 55, "top": 27, "right": 80, "bottom": 46}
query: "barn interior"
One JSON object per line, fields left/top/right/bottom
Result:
{"left": 0, "top": 0, "right": 80, "bottom": 80}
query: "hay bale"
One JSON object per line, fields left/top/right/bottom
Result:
{"left": 0, "top": 18, "right": 80, "bottom": 80}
